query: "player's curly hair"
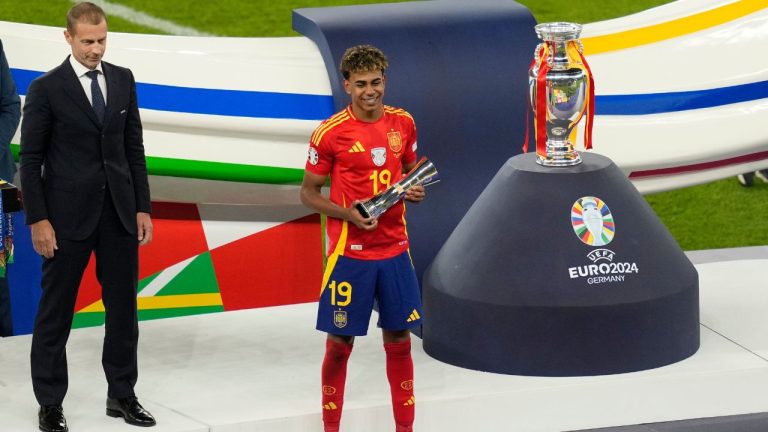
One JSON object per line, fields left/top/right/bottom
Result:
{"left": 340, "top": 45, "right": 388, "bottom": 80}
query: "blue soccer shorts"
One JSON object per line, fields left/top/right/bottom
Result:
{"left": 316, "top": 251, "right": 423, "bottom": 336}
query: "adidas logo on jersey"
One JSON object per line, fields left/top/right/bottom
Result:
{"left": 406, "top": 309, "right": 421, "bottom": 323}
{"left": 348, "top": 141, "right": 365, "bottom": 153}
{"left": 403, "top": 396, "right": 416, "bottom": 406}
{"left": 323, "top": 401, "right": 338, "bottom": 410}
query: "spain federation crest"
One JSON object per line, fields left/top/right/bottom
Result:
{"left": 333, "top": 310, "right": 347, "bottom": 328}
{"left": 371, "top": 147, "right": 387, "bottom": 167}
{"left": 387, "top": 130, "right": 403, "bottom": 153}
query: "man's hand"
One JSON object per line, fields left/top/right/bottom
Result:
{"left": 137, "top": 212, "right": 153, "bottom": 246}
{"left": 31, "top": 219, "right": 57, "bottom": 258}
{"left": 348, "top": 201, "right": 378, "bottom": 231}
{"left": 404, "top": 185, "right": 425, "bottom": 203}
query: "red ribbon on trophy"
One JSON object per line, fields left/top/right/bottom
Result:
{"left": 575, "top": 46, "right": 595, "bottom": 151}
{"left": 523, "top": 24, "right": 595, "bottom": 166}
{"left": 523, "top": 43, "right": 550, "bottom": 156}
{"left": 534, "top": 43, "right": 552, "bottom": 159}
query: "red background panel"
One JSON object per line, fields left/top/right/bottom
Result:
{"left": 211, "top": 214, "right": 323, "bottom": 311}
{"left": 74, "top": 202, "right": 208, "bottom": 311}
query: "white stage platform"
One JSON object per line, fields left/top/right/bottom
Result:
{"left": 2, "top": 248, "right": 768, "bottom": 432}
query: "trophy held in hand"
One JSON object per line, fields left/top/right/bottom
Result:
{"left": 356, "top": 157, "right": 439, "bottom": 219}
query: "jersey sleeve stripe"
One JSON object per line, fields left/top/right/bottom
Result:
{"left": 311, "top": 112, "right": 346, "bottom": 144}
{"left": 313, "top": 113, "right": 351, "bottom": 146}
{"left": 384, "top": 106, "right": 415, "bottom": 122}
{"left": 310, "top": 110, "right": 349, "bottom": 145}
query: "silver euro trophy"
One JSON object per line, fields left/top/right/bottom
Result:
{"left": 355, "top": 157, "right": 439, "bottom": 219}
{"left": 528, "top": 22, "right": 595, "bottom": 167}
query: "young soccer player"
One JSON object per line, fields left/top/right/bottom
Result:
{"left": 300, "top": 44, "right": 426, "bottom": 432}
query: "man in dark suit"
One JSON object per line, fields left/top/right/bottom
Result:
{"left": 0, "top": 38, "right": 21, "bottom": 338}
{"left": 19, "top": 3, "right": 155, "bottom": 431}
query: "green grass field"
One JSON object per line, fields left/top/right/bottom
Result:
{"left": 1, "top": 0, "right": 764, "bottom": 251}
{"left": 0, "top": 0, "right": 675, "bottom": 36}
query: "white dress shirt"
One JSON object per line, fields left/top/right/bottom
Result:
{"left": 69, "top": 55, "right": 107, "bottom": 106}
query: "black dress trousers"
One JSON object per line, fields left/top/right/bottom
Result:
{"left": 30, "top": 188, "right": 139, "bottom": 405}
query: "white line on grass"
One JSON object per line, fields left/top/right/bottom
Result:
{"left": 78, "top": 0, "right": 216, "bottom": 37}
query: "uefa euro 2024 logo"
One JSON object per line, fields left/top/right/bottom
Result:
{"left": 568, "top": 196, "right": 638, "bottom": 284}
{"left": 571, "top": 196, "right": 615, "bottom": 246}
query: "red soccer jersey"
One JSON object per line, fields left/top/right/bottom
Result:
{"left": 305, "top": 105, "right": 418, "bottom": 260}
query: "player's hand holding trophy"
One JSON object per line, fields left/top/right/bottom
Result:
{"left": 355, "top": 157, "right": 439, "bottom": 219}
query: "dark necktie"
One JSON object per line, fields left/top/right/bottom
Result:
{"left": 86, "top": 70, "right": 106, "bottom": 124}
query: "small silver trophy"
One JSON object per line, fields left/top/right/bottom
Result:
{"left": 528, "top": 22, "right": 595, "bottom": 167}
{"left": 355, "top": 157, "right": 439, "bottom": 219}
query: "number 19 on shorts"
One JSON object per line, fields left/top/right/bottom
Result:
{"left": 328, "top": 280, "right": 352, "bottom": 306}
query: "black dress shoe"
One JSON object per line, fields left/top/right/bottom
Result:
{"left": 38, "top": 405, "right": 67, "bottom": 432}
{"left": 106, "top": 397, "right": 156, "bottom": 427}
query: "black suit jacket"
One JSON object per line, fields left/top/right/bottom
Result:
{"left": 20, "top": 57, "right": 151, "bottom": 240}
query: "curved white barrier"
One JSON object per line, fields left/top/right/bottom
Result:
{"left": 2, "top": 0, "right": 766, "bottom": 201}
{"left": 582, "top": 0, "right": 768, "bottom": 192}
